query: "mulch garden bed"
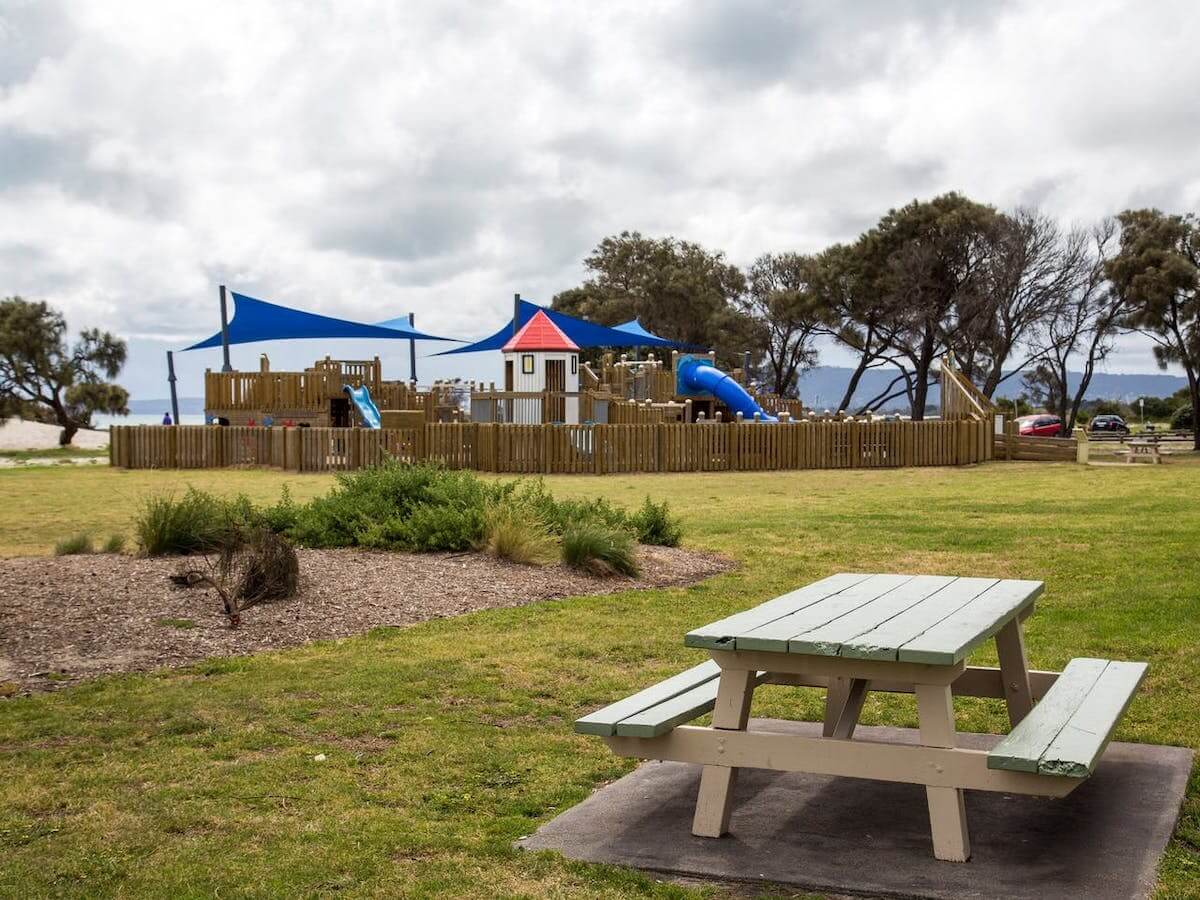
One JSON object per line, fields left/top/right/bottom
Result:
{"left": 0, "top": 546, "right": 734, "bottom": 694}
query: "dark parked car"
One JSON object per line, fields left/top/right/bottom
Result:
{"left": 1017, "top": 414, "right": 1064, "bottom": 437}
{"left": 1089, "top": 414, "right": 1130, "bottom": 434}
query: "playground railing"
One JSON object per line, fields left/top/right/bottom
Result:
{"left": 110, "top": 417, "right": 995, "bottom": 473}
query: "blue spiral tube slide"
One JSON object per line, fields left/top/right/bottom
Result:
{"left": 675, "top": 356, "right": 776, "bottom": 421}
{"left": 344, "top": 384, "right": 382, "bottom": 429}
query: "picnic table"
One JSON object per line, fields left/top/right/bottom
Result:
{"left": 1126, "top": 439, "right": 1163, "bottom": 464}
{"left": 577, "top": 574, "right": 1147, "bottom": 862}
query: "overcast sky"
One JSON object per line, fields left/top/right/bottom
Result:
{"left": 2, "top": 0, "right": 1198, "bottom": 400}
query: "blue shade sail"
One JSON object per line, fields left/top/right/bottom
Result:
{"left": 184, "top": 292, "right": 455, "bottom": 350}
{"left": 434, "top": 300, "right": 694, "bottom": 355}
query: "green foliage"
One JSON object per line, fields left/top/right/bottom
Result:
{"left": 506, "top": 478, "right": 630, "bottom": 535}
{"left": 101, "top": 533, "right": 126, "bottom": 554}
{"left": 1171, "top": 404, "right": 1194, "bottom": 431}
{"left": 53, "top": 532, "right": 93, "bottom": 556}
{"left": 481, "top": 499, "right": 557, "bottom": 565}
{"left": 0, "top": 296, "right": 128, "bottom": 445}
{"left": 550, "top": 231, "right": 756, "bottom": 367}
{"left": 1091, "top": 399, "right": 1124, "bottom": 417}
{"left": 286, "top": 462, "right": 502, "bottom": 552}
{"left": 135, "top": 488, "right": 231, "bottom": 556}
{"left": 629, "top": 496, "right": 683, "bottom": 547}
{"left": 561, "top": 523, "right": 640, "bottom": 577}
{"left": 258, "top": 484, "right": 300, "bottom": 533}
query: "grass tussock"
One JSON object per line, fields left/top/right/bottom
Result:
{"left": 53, "top": 532, "right": 93, "bottom": 556}
{"left": 101, "top": 533, "right": 126, "bottom": 554}
{"left": 481, "top": 500, "right": 557, "bottom": 565}
{"left": 135, "top": 488, "right": 229, "bottom": 556}
{"left": 561, "top": 523, "right": 640, "bottom": 577}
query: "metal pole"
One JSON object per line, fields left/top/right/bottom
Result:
{"left": 408, "top": 312, "right": 417, "bottom": 385}
{"left": 219, "top": 284, "right": 233, "bottom": 372}
{"left": 166, "top": 350, "right": 180, "bottom": 425}
{"left": 513, "top": 292, "right": 521, "bottom": 336}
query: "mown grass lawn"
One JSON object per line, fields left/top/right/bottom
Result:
{"left": 1, "top": 460, "right": 1198, "bottom": 897}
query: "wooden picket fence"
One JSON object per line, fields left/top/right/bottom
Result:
{"left": 110, "top": 418, "right": 993, "bottom": 474}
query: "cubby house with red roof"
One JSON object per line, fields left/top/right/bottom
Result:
{"left": 501, "top": 310, "right": 581, "bottom": 423}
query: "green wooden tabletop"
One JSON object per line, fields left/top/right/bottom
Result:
{"left": 686, "top": 573, "right": 1044, "bottom": 665}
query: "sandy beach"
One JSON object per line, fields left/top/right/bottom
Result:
{"left": 0, "top": 419, "right": 110, "bottom": 451}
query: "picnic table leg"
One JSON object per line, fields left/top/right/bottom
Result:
{"left": 822, "top": 676, "right": 850, "bottom": 736}
{"left": 692, "top": 667, "right": 756, "bottom": 838}
{"left": 915, "top": 683, "right": 971, "bottom": 862}
{"left": 824, "top": 677, "right": 869, "bottom": 740}
{"left": 995, "top": 618, "right": 1034, "bottom": 726}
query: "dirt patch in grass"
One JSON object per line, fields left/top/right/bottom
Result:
{"left": 0, "top": 546, "right": 734, "bottom": 693}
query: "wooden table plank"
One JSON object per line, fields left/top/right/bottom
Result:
{"left": 838, "top": 578, "right": 999, "bottom": 661}
{"left": 684, "top": 573, "right": 871, "bottom": 650}
{"left": 896, "top": 580, "right": 1044, "bottom": 664}
{"left": 987, "top": 658, "right": 1108, "bottom": 773}
{"left": 788, "top": 575, "right": 958, "bottom": 657}
{"left": 1038, "top": 660, "right": 1147, "bottom": 777}
{"left": 574, "top": 660, "right": 720, "bottom": 736}
{"left": 734, "top": 574, "right": 915, "bottom": 653}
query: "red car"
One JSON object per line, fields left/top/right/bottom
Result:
{"left": 1017, "top": 414, "right": 1063, "bottom": 437}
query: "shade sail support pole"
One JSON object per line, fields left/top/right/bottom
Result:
{"left": 219, "top": 284, "right": 233, "bottom": 372}
{"left": 408, "top": 312, "right": 417, "bottom": 385}
{"left": 513, "top": 293, "right": 521, "bottom": 336}
{"left": 166, "top": 350, "right": 180, "bottom": 425}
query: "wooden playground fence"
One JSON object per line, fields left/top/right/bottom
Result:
{"left": 110, "top": 418, "right": 994, "bottom": 474}
{"left": 994, "top": 422, "right": 1083, "bottom": 462}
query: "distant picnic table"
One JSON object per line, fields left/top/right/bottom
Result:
{"left": 577, "top": 574, "right": 1147, "bottom": 862}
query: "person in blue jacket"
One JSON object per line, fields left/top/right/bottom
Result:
{"left": 162, "top": 412, "right": 173, "bottom": 426}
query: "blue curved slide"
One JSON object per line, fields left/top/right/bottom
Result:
{"left": 675, "top": 355, "right": 776, "bottom": 421}
{"left": 344, "top": 384, "right": 382, "bottom": 428}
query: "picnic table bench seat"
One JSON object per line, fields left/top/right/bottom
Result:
{"left": 575, "top": 661, "right": 765, "bottom": 738}
{"left": 988, "top": 657, "right": 1147, "bottom": 777}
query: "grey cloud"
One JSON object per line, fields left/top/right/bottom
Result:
{"left": 661, "top": 0, "right": 1002, "bottom": 89}
{"left": 0, "top": 0, "right": 73, "bottom": 86}
{"left": 0, "top": 129, "right": 179, "bottom": 216}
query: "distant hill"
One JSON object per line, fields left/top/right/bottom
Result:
{"left": 793, "top": 367, "right": 1188, "bottom": 412}
{"left": 129, "top": 397, "right": 205, "bottom": 415}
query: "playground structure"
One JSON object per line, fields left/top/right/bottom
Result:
{"left": 201, "top": 319, "right": 804, "bottom": 431}
{"left": 131, "top": 286, "right": 1088, "bottom": 474}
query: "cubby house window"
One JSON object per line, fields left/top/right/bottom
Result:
{"left": 571, "top": 355, "right": 578, "bottom": 375}
{"left": 521, "top": 354, "right": 534, "bottom": 375}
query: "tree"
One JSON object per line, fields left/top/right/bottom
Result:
{"left": 1105, "top": 209, "right": 1200, "bottom": 450}
{"left": 739, "top": 252, "right": 831, "bottom": 396}
{"left": 1022, "top": 221, "right": 1123, "bottom": 436}
{"left": 551, "top": 232, "right": 757, "bottom": 367}
{"left": 959, "top": 209, "right": 1087, "bottom": 398}
{"left": 0, "top": 297, "right": 129, "bottom": 445}
{"left": 828, "top": 193, "right": 1001, "bottom": 418}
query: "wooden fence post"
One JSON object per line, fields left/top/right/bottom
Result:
{"left": 1004, "top": 418, "right": 1015, "bottom": 461}
{"left": 1075, "top": 428, "right": 1089, "bottom": 464}
{"left": 594, "top": 424, "right": 606, "bottom": 475}
{"left": 728, "top": 421, "right": 740, "bottom": 471}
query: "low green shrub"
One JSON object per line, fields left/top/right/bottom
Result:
{"left": 135, "top": 488, "right": 230, "bottom": 556}
{"left": 1170, "top": 403, "right": 1194, "bottom": 431}
{"left": 286, "top": 462, "right": 502, "bottom": 551}
{"left": 482, "top": 500, "right": 557, "bottom": 565}
{"left": 561, "top": 523, "right": 640, "bottom": 577}
{"left": 258, "top": 485, "right": 300, "bottom": 534}
{"left": 54, "top": 533, "right": 93, "bottom": 556}
{"left": 629, "top": 496, "right": 683, "bottom": 547}
{"left": 101, "top": 533, "right": 126, "bottom": 554}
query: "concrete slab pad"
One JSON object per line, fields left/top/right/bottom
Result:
{"left": 521, "top": 720, "right": 1192, "bottom": 900}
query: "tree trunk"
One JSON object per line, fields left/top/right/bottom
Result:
{"left": 58, "top": 422, "right": 79, "bottom": 446}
